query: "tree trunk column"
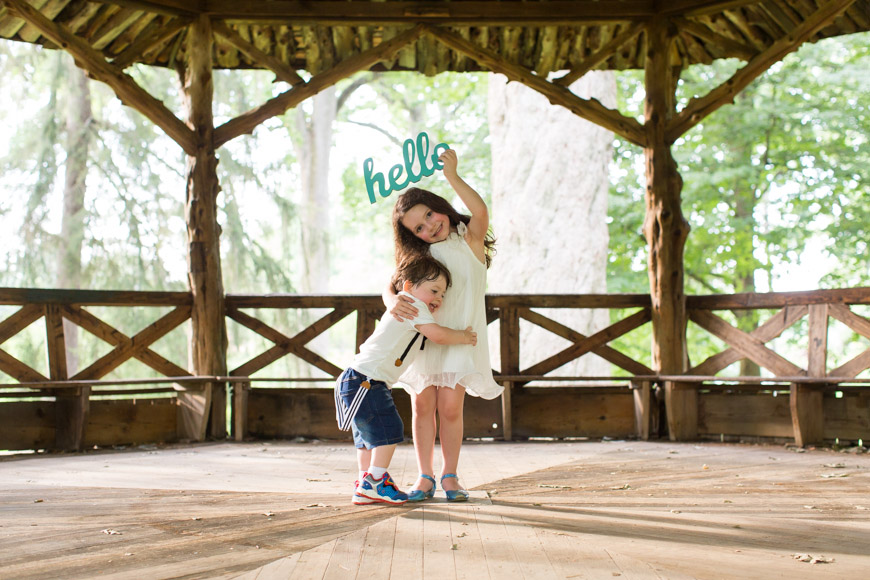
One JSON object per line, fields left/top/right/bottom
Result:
{"left": 643, "top": 18, "right": 694, "bottom": 440}
{"left": 180, "top": 15, "right": 227, "bottom": 441}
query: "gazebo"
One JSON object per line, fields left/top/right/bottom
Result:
{"left": 1, "top": 0, "right": 869, "bottom": 452}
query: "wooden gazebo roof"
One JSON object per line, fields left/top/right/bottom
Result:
{"left": 1, "top": 1, "right": 868, "bottom": 77}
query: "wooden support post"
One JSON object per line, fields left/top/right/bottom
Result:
{"left": 232, "top": 381, "right": 248, "bottom": 442}
{"left": 631, "top": 380, "right": 651, "bottom": 440}
{"left": 499, "top": 307, "right": 519, "bottom": 441}
{"left": 791, "top": 304, "right": 827, "bottom": 446}
{"left": 643, "top": 17, "right": 694, "bottom": 440}
{"left": 46, "top": 304, "right": 89, "bottom": 450}
{"left": 178, "top": 15, "right": 228, "bottom": 441}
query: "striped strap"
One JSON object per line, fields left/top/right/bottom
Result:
{"left": 335, "top": 376, "right": 371, "bottom": 431}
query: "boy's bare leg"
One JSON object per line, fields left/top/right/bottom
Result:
{"left": 370, "top": 444, "right": 397, "bottom": 472}
{"left": 437, "top": 385, "right": 466, "bottom": 491}
{"left": 357, "top": 447, "right": 372, "bottom": 475}
{"left": 410, "top": 386, "right": 438, "bottom": 491}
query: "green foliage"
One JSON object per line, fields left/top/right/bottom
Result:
{"left": 608, "top": 35, "right": 870, "bottom": 297}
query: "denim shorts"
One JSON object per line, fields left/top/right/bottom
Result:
{"left": 338, "top": 368, "right": 404, "bottom": 449}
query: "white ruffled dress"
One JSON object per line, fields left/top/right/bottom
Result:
{"left": 397, "top": 222, "right": 504, "bottom": 400}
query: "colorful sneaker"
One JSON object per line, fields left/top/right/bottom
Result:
{"left": 352, "top": 480, "right": 375, "bottom": 505}
{"left": 355, "top": 472, "right": 409, "bottom": 505}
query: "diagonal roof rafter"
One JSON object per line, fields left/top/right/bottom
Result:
{"left": 2, "top": 0, "right": 198, "bottom": 155}
{"left": 421, "top": 23, "right": 648, "bottom": 147}
{"left": 666, "top": 0, "right": 860, "bottom": 142}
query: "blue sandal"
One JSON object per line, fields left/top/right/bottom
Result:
{"left": 407, "top": 474, "right": 436, "bottom": 502}
{"left": 441, "top": 473, "right": 469, "bottom": 502}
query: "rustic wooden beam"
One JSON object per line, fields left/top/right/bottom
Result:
{"left": 227, "top": 307, "right": 348, "bottom": 377}
{"left": 522, "top": 308, "right": 652, "bottom": 377}
{"left": 2, "top": 0, "right": 198, "bottom": 155}
{"left": 660, "top": 0, "right": 761, "bottom": 18}
{"left": 111, "top": 16, "right": 191, "bottom": 69}
{"left": 61, "top": 304, "right": 191, "bottom": 378}
{"left": 70, "top": 305, "right": 191, "bottom": 380}
{"left": 201, "top": 1, "right": 657, "bottom": 24}
{"left": 0, "top": 348, "right": 48, "bottom": 382}
{"left": 211, "top": 20, "right": 305, "bottom": 86}
{"left": 499, "top": 307, "right": 519, "bottom": 441}
{"left": 0, "top": 287, "right": 192, "bottom": 306}
{"left": 827, "top": 303, "right": 870, "bottom": 340}
{"left": 519, "top": 308, "right": 654, "bottom": 375}
{"left": 829, "top": 350, "right": 870, "bottom": 379}
{"left": 687, "top": 287, "right": 870, "bottom": 310}
{"left": 181, "top": 13, "right": 227, "bottom": 441}
{"left": 422, "top": 23, "right": 647, "bottom": 147}
{"left": 487, "top": 294, "right": 652, "bottom": 309}
{"left": 643, "top": 16, "right": 689, "bottom": 381}
{"left": 667, "top": 0, "right": 859, "bottom": 141}
{"left": 790, "top": 382, "right": 824, "bottom": 447}
{"left": 0, "top": 304, "right": 43, "bottom": 345}
{"left": 214, "top": 25, "right": 424, "bottom": 148}
{"left": 689, "top": 309, "right": 805, "bottom": 377}
{"left": 101, "top": 0, "right": 197, "bottom": 18}
{"left": 689, "top": 304, "right": 807, "bottom": 375}
{"left": 232, "top": 380, "right": 248, "bottom": 441}
{"left": 674, "top": 17, "right": 758, "bottom": 61}
{"left": 807, "top": 304, "right": 828, "bottom": 377}
{"left": 554, "top": 22, "right": 646, "bottom": 86}
{"left": 631, "top": 380, "right": 652, "bottom": 440}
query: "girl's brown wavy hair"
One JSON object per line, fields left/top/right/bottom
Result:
{"left": 391, "top": 187, "right": 496, "bottom": 269}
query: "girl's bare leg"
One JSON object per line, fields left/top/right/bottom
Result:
{"left": 436, "top": 385, "right": 466, "bottom": 491}
{"left": 410, "top": 386, "right": 438, "bottom": 492}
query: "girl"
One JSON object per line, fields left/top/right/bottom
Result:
{"left": 384, "top": 148, "right": 502, "bottom": 502}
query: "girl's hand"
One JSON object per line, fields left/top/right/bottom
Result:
{"left": 463, "top": 326, "right": 477, "bottom": 346}
{"left": 438, "top": 149, "right": 458, "bottom": 179}
{"left": 389, "top": 294, "right": 419, "bottom": 322}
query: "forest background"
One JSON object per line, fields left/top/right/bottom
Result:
{"left": 0, "top": 32, "right": 868, "bottom": 384}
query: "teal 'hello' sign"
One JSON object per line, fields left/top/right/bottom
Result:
{"left": 364, "top": 131, "right": 449, "bottom": 204}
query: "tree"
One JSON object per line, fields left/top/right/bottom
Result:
{"left": 608, "top": 33, "right": 870, "bottom": 372}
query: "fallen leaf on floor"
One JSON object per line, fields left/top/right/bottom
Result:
{"left": 856, "top": 506, "right": 868, "bottom": 510}
{"left": 702, "top": 464, "right": 709, "bottom": 470}
{"left": 670, "top": 510, "right": 682, "bottom": 514}
{"left": 823, "top": 463, "right": 846, "bottom": 468}
{"left": 306, "top": 478, "right": 330, "bottom": 482}
{"left": 305, "top": 503, "right": 329, "bottom": 508}
{"left": 191, "top": 516, "right": 202, "bottom": 520}
{"left": 803, "top": 505, "right": 816, "bottom": 509}
{"left": 723, "top": 500, "right": 732, "bottom": 503}
{"left": 793, "top": 553, "right": 834, "bottom": 564}
{"left": 538, "top": 484, "right": 572, "bottom": 489}
{"left": 124, "top": 553, "right": 134, "bottom": 557}
{"left": 457, "top": 532, "right": 468, "bottom": 538}
{"left": 820, "top": 473, "right": 849, "bottom": 478}
{"left": 33, "top": 499, "right": 43, "bottom": 503}
{"left": 611, "top": 484, "right": 631, "bottom": 490}
{"left": 263, "top": 511, "right": 275, "bottom": 517}
{"left": 101, "top": 529, "right": 122, "bottom": 535}
{"left": 451, "top": 544, "right": 458, "bottom": 551}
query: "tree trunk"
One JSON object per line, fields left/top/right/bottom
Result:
{"left": 488, "top": 72, "right": 614, "bottom": 381}
{"left": 56, "top": 57, "right": 91, "bottom": 374}
{"left": 295, "top": 87, "right": 336, "bottom": 294}
{"left": 644, "top": 18, "right": 693, "bottom": 440}
{"left": 179, "top": 15, "right": 227, "bottom": 440}
{"left": 53, "top": 57, "right": 92, "bottom": 451}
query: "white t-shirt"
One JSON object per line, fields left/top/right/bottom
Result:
{"left": 350, "top": 291, "right": 437, "bottom": 386}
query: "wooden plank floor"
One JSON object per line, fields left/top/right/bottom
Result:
{"left": 1, "top": 440, "right": 868, "bottom": 579}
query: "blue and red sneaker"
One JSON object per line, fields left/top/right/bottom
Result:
{"left": 354, "top": 472, "right": 408, "bottom": 505}
{"left": 352, "top": 479, "right": 375, "bottom": 505}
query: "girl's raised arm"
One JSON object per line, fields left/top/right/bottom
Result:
{"left": 439, "top": 150, "right": 489, "bottom": 256}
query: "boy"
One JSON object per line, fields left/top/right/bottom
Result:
{"left": 335, "top": 256, "right": 477, "bottom": 505}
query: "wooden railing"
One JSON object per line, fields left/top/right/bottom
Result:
{"left": 2, "top": 287, "right": 869, "bottom": 451}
